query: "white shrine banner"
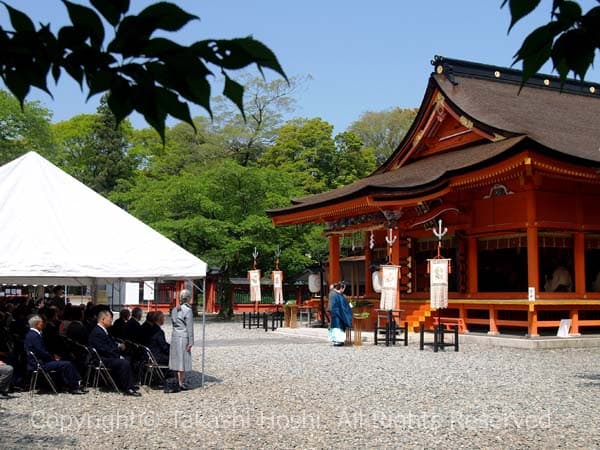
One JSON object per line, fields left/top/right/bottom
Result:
{"left": 272, "top": 270, "right": 283, "bottom": 305}
{"left": 429, "top": 258, "right": 450, "bottom": 309}
{"left": 248, "top": 269, "right": 261, "bottom": 303}
{"left": 380, "top": 265, "right": 400, "bottom": 310}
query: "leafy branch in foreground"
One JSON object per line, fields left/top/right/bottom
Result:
{"left": 502, "top": 0, "right": 599, "bottom": 86}
{"left": 0, "top": 0, "right": 287, "bottom": 141}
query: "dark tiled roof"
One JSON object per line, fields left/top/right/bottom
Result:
{"left": 269, "top": 57, "right": 600, "bottom": 218}
{"left": 435, "top": 73, "right": 600, "bottom": 162}
{"left": 267, "top": 136, "right": 526, "bottom": 215}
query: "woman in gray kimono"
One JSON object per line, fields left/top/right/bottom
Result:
{"left": 169, "top": 289, "right": 194, "bottom": 390}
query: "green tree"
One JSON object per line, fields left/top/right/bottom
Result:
{"left": 503, "top": 0, "right": 600, "bottom": 84}
{"left": 53, "top": 96, "right": 137, "bottom": 194}
{"left": 333, "top": 131, "right": 376, "bottom": 187}
{"left": 259, "top": 118, "right": 337, "bottom": 193}
{"left": 260, "top": 118, "right": 376, "bottom": 193}
{"left": 129, "top": 118, "right": 227, "bottom": 177}
{"left": 212, "top": 75, "right": 306, "bottom": 166}
{"left": 0, "top": 1, "right": 286, "bottom": 140}
{"left": 111, "top": 158, "right": 314, "bottom": 278}
{"left": 348, "top": 108, "right": 417, "bottom": 166}
{"left": 0, "top": 89, "right": 54, "bottom": 165}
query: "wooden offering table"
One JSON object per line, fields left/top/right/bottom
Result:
{"left": 283, "top": 303, "right": 298, "bottom": 328}
{"left": 351, "top": 313, "right": 370, "bottom": 346}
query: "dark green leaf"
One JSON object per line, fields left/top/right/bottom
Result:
{"left": 107, "top": 82, "right": 134, "bottom": 126}
{"left": 505, "top": 0, "right": 543, "bottom": 33}
{"left": 2, "top": 2, "right": 35, "bottom": 33}
{"left": 554, "top": 0, "right": 582, "bottom": 28}
{"left": 51, "top": 63, "right": 61, "bottom": 83}
{"left": 185, "top": 76, "right": 212, "bottom": 118}
{"left": 90, "top": 0, "right": 130, "bottom": 27}
{"left": 581, "top": 7, "right": 600, "bottom": 47}
{"left": 141, "top": 37, "right": 184, "bottom": 57}
{"left": 513, "top": 24, "right": 556, "bottom": 85}
{"left": 63, "top": 0, "right": 105, "bottom": 48}
{"left": 108, "top": 16, "right": 150, "bottom": 56}
{"left": 233, "top": 37, "right": 287, "bottom": 80}
{"left": 58, "top": 25, "right": 87, "bottom": 49}
{"left": 513, "top": 24, "right": 558, "bottom": 60}
{"left": 194, "top": 38, "right": 287, "bottom": 81}
{"left": 138, "top": 2, "right": 198, "bottom": 32}
{"left": 86, "top": 69, "right": 113, "bottom": 100}
{"left": 135, "top": 91, "right": 167, "bottom": 143}
{"left": 223, "top": 74, "right": 245, "bottom": 120}
{"left": 156, "top": 87, "right": 196, "bottom": 131}
{"left": 63, "top": 54, "right": 84, "bottom": 85}
{"left": 552, "top": 29, "right": 595, "bottom": 80}
{"left": 3, "top": 71, "right": 30, "bottom": 107}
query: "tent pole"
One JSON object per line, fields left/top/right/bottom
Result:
{"left": 201, "top": 277, "right": 206, "bottom": 387}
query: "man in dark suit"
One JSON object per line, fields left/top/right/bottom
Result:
{"left": 147, "top": 312, "right": 170, "bottom": 365}
{"left": 139, "top": 311, "right": 156, "bottom": 346}
{"left": 24, "top": 315, "right": 85, "bottom": 395}
{"left": 109, "top": 308, "right": 130, "bottom": 340}
{"left": 123, "top": 307, "right": 143, "bottom": 344}
{"left": 88, "top": 310, "right": 141, "bottom": 397}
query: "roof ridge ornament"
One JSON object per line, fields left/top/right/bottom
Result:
{"left": 432, "top": 55, "right": 457, "bottom": 85}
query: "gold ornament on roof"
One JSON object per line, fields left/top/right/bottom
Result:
{"left": 459, "top": 115, "right": 473, "bottom": 129}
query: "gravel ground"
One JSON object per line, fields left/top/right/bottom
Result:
{"left": 2, "top": 320, "right": 600, "bottom": 449}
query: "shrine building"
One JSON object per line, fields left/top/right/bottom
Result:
{"left": 268, "top": 56, "right": 600, "bottom": 337}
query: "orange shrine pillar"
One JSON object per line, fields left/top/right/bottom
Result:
{"left": 205, "top": 278, "right": 216, "bottom": 313}
{"left": 364, "top": 232, "right": 373, "bottom": 295}
{"left": 328, "top": 234, "right": 341, "bottom": 285}
{"left": 526, "top": 189, "right": 539, "bottom": 337}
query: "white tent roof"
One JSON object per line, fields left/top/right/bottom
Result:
{"left": 0, "top": 151, "right": 207, "bottom": 284}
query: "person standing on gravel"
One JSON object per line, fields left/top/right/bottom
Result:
{"left": 328, "top": 282, "right": 353, "bottom": 347}
{"left": 169, "top": 289, "right": 194, "bottom": 390}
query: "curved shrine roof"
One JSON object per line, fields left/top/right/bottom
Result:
{"left": 268, "top": 57, "right": 600, "bottom": 221}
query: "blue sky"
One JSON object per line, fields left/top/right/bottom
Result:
{"left": 3, "top": 1, "right": 600, "bottom": 133}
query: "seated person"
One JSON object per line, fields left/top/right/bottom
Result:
{"left": 0, "top": 359, "right": 14, "bottom": 397}
{"left": 109, "top": 308, "right": 130, "bottom": 341}
{"left": 123, "top": 307, "right": 143, "bottom": 344}
{"left": 544, "top": 264, "right": 573, "bottom": 292}
{"left": 88, "top": 310, "right": 141, "bottom": 397}
{"left": 65, "top": 306, "right": 89, "bottom": 346}
{"left": 39, "top": 307, "right": 64, "bottom": 356}
{"left": 147, "top": 312, "right": 170, "bottom": 365}
{"left": 139, "top": 311, "right": 156, "bottom": 346}
{"left": 46, "top": 286, "right": 66, "bottom": 312}
{"left": 24, "top": 315, "right": 85, "bottom": 395}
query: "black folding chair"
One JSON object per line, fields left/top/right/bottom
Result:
{"left": 64, "top": 337, "right": 93, "bottom": 387}
{"left": 88, "top": 347, "right": 121, "bottom": 394}
{"left": 27, "top": 351, "right": 58, "bottom": 396}
{"left": 140, "top": 345, "right": 169, "bottom": 387}
{"left": 122, "top": 339, "right": 146, "bottom": 384}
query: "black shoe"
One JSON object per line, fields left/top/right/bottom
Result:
{"left": 179, "top": 384, "right": 191, "bottom": 391}
{"left": 0, "top": 391, "right": 13, "bottom": 398}
{"left": 124, "top": 389, "right": 142, "bottom": 397}
{"left": 333, "top": 342, "right": 344, "bottom": 347}
{"left": 69, "top": 388, "right": 86, "bottom": 395}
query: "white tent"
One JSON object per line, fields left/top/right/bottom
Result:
{"left": 0, "top": 151, "right": 207, "bottom": 285}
